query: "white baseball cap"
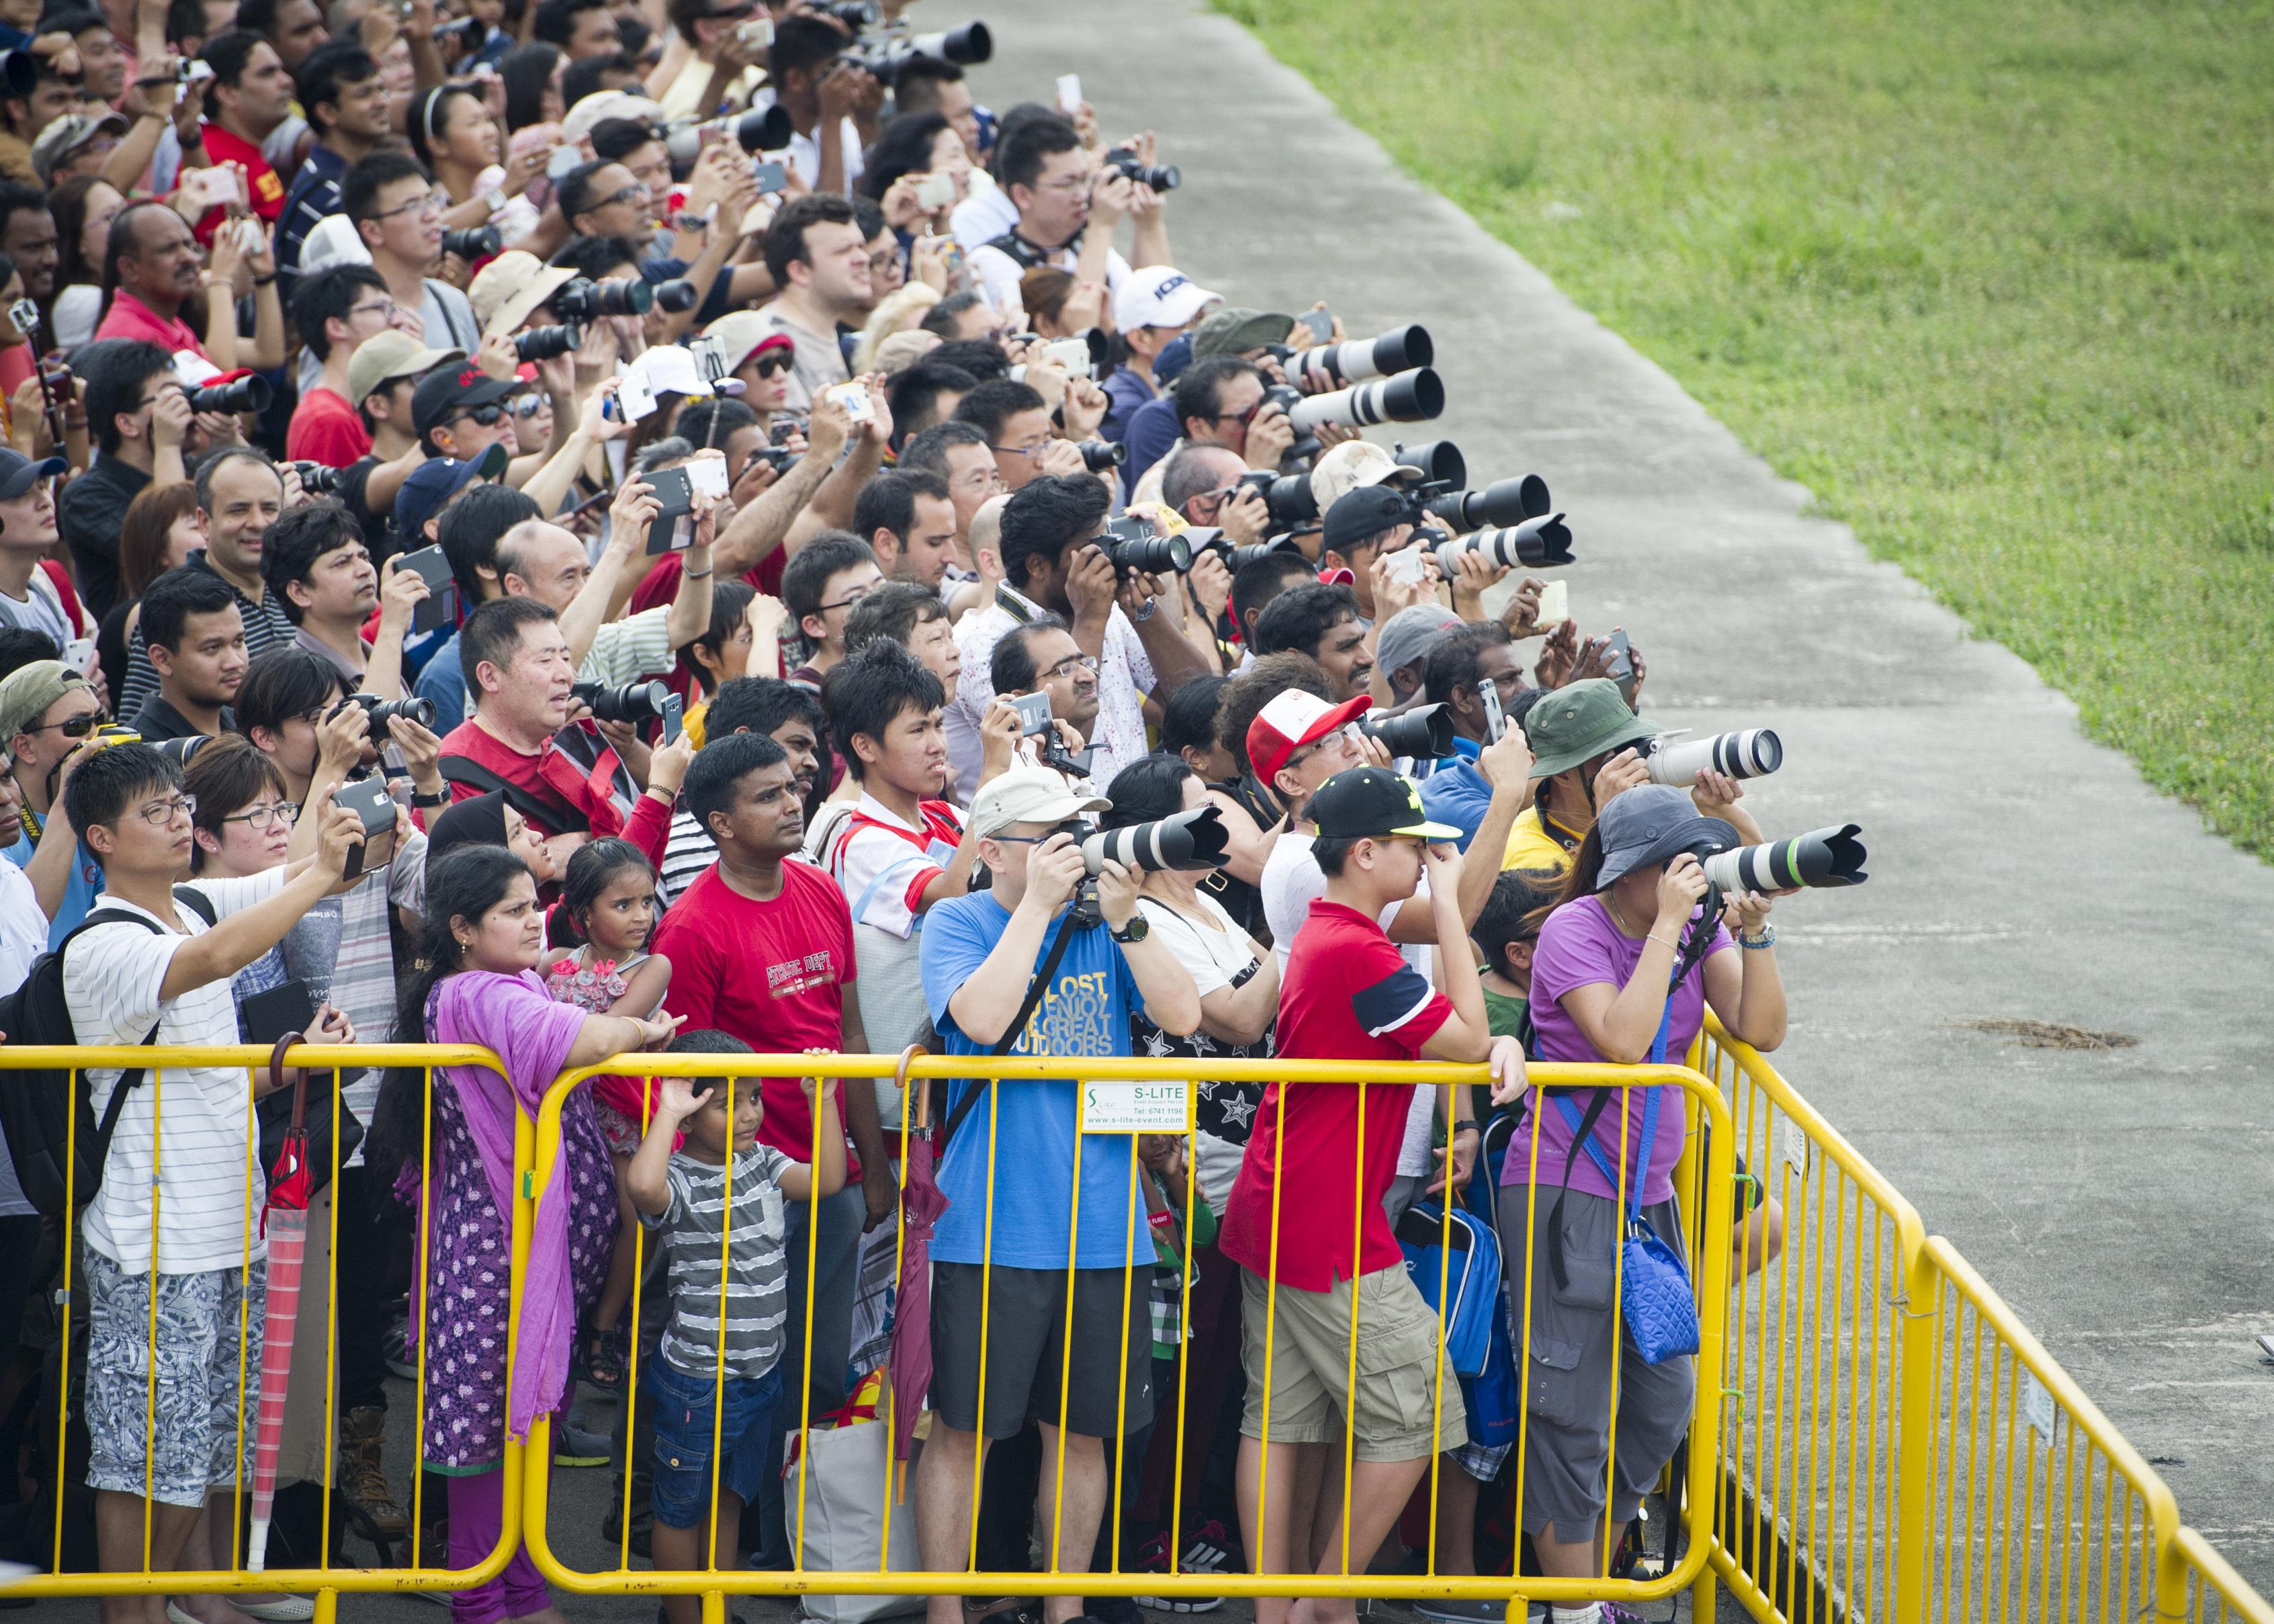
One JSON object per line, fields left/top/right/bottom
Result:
{"left": 622, "top": 344, "right": 717, "bottom": 402}
{"left": 1112, "top": 266, "right": 1221, "bottom": 334}
{"left": 969, "top": 766, "right": 1110, "bottom": 839}
{"left": 560, "top": 90, "right": 669, "bottom": 148}
{"left": 298, "top": 213, "right": 372, "bottom": 274}
{"left": 1310, "top": 440, "right": 1423, "bottom": 514}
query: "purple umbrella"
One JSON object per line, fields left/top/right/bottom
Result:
{"left": 887, "top": 1048, "right": 945, "bottom": 1464}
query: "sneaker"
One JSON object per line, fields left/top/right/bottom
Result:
{"left": 599, "top": 1475, "right": 652, "bottom": 1561}
{"left": 1179, "top": 1519, "right": 1237, "bottom": 1574}
{"left": 382, "top": 1318, "right": 416, "bottom": 1380}
{"left": 1130, "top": 1528, "right": 1223, "bottom": 1613}
{"left": 554, "top": 1420, "right": 613, "bottom": 1468}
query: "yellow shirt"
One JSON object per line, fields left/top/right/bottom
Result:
{"left": 1501, "top": 803, "right": 1583, "bottom": 875}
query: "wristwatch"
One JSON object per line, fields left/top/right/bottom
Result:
{"left": 480, "top": 186, "right": 508, "bottom": 215}
{"left": 410, "top": 789, "right": 450, "bottom": 808}
{"left": 1108, "top": 914, "right": 1149, "bottom": 944}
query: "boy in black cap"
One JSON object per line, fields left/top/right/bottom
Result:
{"left": 1217, "top": 766, "right": 1524, "bottom": 1624}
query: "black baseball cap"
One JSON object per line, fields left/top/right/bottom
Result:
{"left": 1309, "top": 766, "right": 1462, "bottom": 842}
{"left": 412, "top": 360, "right": 523, "bottom": 438}
{"left": 1322, "top": 484, "right": 1412, "bottom": 551}
{"left": 0, "top": 447, "right": 68, "bottom": 500}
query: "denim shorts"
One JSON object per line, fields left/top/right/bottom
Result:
{"left": 648, "top": 1358, "right": 783, "bottom": 1530}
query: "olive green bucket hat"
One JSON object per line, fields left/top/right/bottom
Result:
{"left": 1522, "top": 677, "right": 1663, "bottom": 779}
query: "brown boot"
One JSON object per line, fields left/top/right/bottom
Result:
{"left": 339, "top": 1406, "right": 410, "bottom": 1538}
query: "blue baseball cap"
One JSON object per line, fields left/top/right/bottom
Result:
{"left": 394, "top": 443, "right": 510, "bottom": 542}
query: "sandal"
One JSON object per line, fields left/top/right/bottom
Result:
{"left": 576, "top": 1321, "right": 625, "bottom": 1394}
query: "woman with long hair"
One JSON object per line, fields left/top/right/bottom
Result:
{"left": 500, "top": 42, "right": 565, "bottom": 132}
{"left": 48, "top": 173, "right": 128, "bottom": 348}
{"left": 1503, "top": 780, "right": 1788, "bottom": 1607}
{"left": 98, "top": 481, "right": 204, "bottom": 703}
{"left": 367, "top": 845, "right": 680, "bottom": 1624}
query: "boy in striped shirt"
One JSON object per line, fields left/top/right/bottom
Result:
{"left": 628, "top": 1030, "right": 846, "bottom": 1624}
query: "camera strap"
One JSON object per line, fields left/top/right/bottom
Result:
{"left": 935, "top": 904, "right": 1087, "bottom": 1158}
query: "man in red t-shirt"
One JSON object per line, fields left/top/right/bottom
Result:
{"left": 191, "top": 32, "right": 294, "bottom": 245}
{"left": 654, "top": 729, "right": 894, "bottom": 1438}
{"left": 284, "top": 265, "right": 398, "bottom": 465}
{"left": 1219, "top": 766, "right": 1524, "bottom": 1624}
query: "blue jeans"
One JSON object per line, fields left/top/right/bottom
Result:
{"left": 648, "top": 1359, "right": 783, "bottom": 1531}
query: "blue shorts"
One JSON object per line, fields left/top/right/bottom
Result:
{"left": 648, "top": 1359, "right": 782, "bottom": 1530}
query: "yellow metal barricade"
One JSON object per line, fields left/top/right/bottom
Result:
{"left": 0, "top": 1042, "right": 527, "bottom": 1611}
{"left": 519, "top": 1050, "right": 1737, "bottom": 1615}
{"left": 2173, "top": 1527, "right": 2274, "bottom": 1624}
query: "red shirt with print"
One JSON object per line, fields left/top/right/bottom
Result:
{"left": 1219, "top": 899, "right": 1452, "bottom": 1290}
{"left": 654, "top": 860, "right": 863, "bottom": 1176}
{"left": 192, "top": 124, "right": 287, "bottom": 245}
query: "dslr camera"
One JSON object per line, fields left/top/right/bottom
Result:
{"left": 289, "top": 461, "right": 343, "bottom": 494}
{"left": 842, "top": 20, "right": 992, "bottom": 80}
{"left": 334, "top": 692, "right": 437, "bottom": 741}
{"left": 1095, "top": 512, "right": 1190, "bottom": 576}
{"left": 1100, "top": 145, "right": 1178, "bottom": 192}
{"left": 554, "top": 277, "right": 654, "bottom": 321}
{"left": 572, "top": 679, "right": 671, "bottom": 725}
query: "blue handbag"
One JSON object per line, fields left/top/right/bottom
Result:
{"left": 1545, "top": 1003, "right": 1701, "bottom": 1367}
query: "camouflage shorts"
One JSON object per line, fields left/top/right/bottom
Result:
{"left": 83, "top": 1247, "right": 265, "bottom": 1508}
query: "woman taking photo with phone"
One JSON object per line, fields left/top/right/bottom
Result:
{"left": 1502, "top": 780, "right": 1786, "bottom": 1618}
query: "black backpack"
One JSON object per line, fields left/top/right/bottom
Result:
{"left": 0, "top": 886, "right": 217, "bottom": 1218}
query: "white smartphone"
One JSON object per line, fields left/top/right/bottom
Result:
{"left": 1055, "top": 74, "right": 1082, "bottom": 113}
{"left": 826, "top": 381, "right": 873, "bottom": 423}
{"left": 615, "top": 369, "right": 660, "bottom": 423}
{"left": 687, "top": 454, "right": 730, "bottom": 500}
{"left": 1040, "top": 336, "right": 1093, "bottom": 380}
{"left": 64, "top": 636, "right": 96, "bottom": 676}
{"left": 1383, "top": 545, "right": 1431, "bottom": 586}
{"left": 914, "top": 171, "right": 956, "bottom": 210}
{"left": 1533, "top": 578, "right": 1569, "bottom": 629}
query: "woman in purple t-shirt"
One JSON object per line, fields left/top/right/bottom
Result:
{"left": 1500, "top": 782, "right": 1788, "bottom": 1607}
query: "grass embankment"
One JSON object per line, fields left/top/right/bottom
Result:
{"left": 1215, "top": 0, "right": 2274, "bottom": 856}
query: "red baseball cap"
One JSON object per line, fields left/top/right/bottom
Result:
{"left": 1245, "top": 689, "right": 1371, "bottom": 784}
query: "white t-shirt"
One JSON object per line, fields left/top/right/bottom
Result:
{"left": 0, "top": 568, "right": 76, "bottom": 649}
{"left": 52, "top": 283, "right": 101, "bottom": 349}
{"left": 1259, "top": 830, "right": 1435, "bottom": 1176}
{"left": 785, "top": 116, "right": 866, "bottom": 194}
{"left": 965, "top": 238, "right": 1131, "bottom": 320}
{"left": 949, "top": 179, "right": 1017, "bottom": 253}
{"left": 65, "top": 868, "right": 288, "bottom": 1275}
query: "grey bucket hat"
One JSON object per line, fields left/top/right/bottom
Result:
{"left": 1595, "top": 784, "right": 1739, "bottom": 889}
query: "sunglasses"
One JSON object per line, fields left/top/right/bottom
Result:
{"left": 752, "top": 351, "right": 792, "bottom": 379}
{"left": 451, "top": 402, "right": 511, "bottom": 428}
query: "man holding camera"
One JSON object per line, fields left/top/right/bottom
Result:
{"left": 914, "top": 764, "right": 1202, "bottom": 1624}
{"left": 989, "top": 615, "right": 1100, "bottom": 782}
{"left": 944, "top": 473, "right": 1211, "bottom": 803}
{"left": 965, "top": 113, "right": 1165, "bottom": 318}
{"left": 60, "top": 341, "right": 195, "bottom": 620}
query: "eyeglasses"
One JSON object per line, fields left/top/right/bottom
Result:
{"left": 1040, "top": 652, "right": 1098, "bottom": 681}
{"left": 20, "top": 711, "right": 107, "bottom": 737}
{"left": 347, "top": 297, "right": 401, "bottom": 323}
{"left": 989, "top": 441, "right": 1049, "bottom": 461}
{"left": 1211, "top": 399, "right": 1264, "bottom": 428}
{"left": 120, "top": 794, "right": 196, "bottom": 827}
{"left": 371, "top": 190, "right": 447, "bottom": 220}
{"left": 1283, "top": 725, "right": 1354, "bottom": 774}
{"left": 752, "top": 352, "right": 792, "bottom": 379}
{"left": 867, "top": 248, "right": 904, "bottom": 277}
{"left": 599, "top": 183, "right": 652, "bottom": 210}
{"left": 220, "top": 801, "right": 299, "bottom": 831}
{"left": 816, "top": 586, "right": 873, "bottom": 614}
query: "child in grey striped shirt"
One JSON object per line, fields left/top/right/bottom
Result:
{"left": 629, "top": 1030, "right": 846, "bottom": 1623}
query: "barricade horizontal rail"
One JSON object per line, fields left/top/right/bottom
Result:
{"left": 0, "top": 1042, "right": 524, "bottom": 1603}
{"left": 522, "top": 1052, "right": 1736, "bottom": 1608}
{"left": 3, "top": 1040, "right": 2267, "bottom": 1619}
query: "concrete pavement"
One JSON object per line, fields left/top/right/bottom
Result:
{"left": 947, "top": 0, "right": 2274, "bottom": 1588}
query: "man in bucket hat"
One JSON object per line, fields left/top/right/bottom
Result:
{"left": 1502, "top": 676, "right": 1662, "bottom": 877}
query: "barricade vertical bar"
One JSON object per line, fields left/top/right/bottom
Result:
{"left": 144, "top": 1063, "right": 163, "bottom": 1574}
{"left": 621, "top": 1072, "right": 654, "bottom": 1574}
{"left": 966, "top": 1081, "right": 1001, "bottom": 1574}
{"left": 1048, "top": 1112, "right": 1085, "bottom": 1573}
{"left": 1507, "top": 1093, "right": 1544, "bottom": 1613}
{"left": 1165, "top": 1103, "right": 1198, "bottom": 1590}
{"left": 54, "top": 1063, "right": 77, "bottom": 1576}
{"left": 236, "top": 1065, "right": 254, "bottom": 1580}
{"left": 321, "top": 1059, "right": 343, "bottom": 1578}
{"left": 1426, "top": 1079, "right": 1454, "bottom": 1579}
{"left": 1109, "top": 1143, "right": 1139, "bottom": 1578}
{"left": 1598, "top": 1083, "right": 1631, "bottom": 1582}
{"left": 1254, "top": 1079, "right": 1288, "bottom": 1579}
{"left": 1892, "top": 1208, "right": 1937, "bottom": 1623}
{"left": 794, "top": 1071, "right": 820, "bottom": 1573}
{"left": 1338, "top": 1080, "right": 1364, "bottom": 1578}
{"left": 414, "top": 1064, "right": 435, "bottom": 1574}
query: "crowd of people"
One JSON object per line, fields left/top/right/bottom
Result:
{"left": 0, "top": 3, "right": 1809, "bottom": 1623}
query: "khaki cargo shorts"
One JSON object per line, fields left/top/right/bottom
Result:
{"left": 1239, "top": 1261, "right": 1467, "bottom": 1462}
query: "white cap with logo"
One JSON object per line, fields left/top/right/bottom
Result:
{"left": 1112, "top": 266, "right": 1221, "bottom": 334}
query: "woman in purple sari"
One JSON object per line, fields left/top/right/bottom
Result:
{"left": 371, "top": 845, "right": 681, "bottom": 1624}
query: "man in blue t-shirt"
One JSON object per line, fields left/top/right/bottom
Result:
{"left": 915, "top": 765, "right": 1200, "bottom": 1624}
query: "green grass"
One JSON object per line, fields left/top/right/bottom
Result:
{"left": 1212, "top": 0, "right": 2274, "bottom": 857}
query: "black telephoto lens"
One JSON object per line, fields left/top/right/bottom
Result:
{"left": 441, "top": 225, "right": 502, "bottom": 261}
{"left": 555, "top": 277, "right": 654, "bottom": 320}
{"left": 652, "top": 278, "right": 698, "bottom": 314}
{"left": 909, "top": 21, "right": 990, "bottom": 64}
{"left": 1393, "top": 439, "right": 1467, "bottom": 487}
{"left": 1426, "top": 473, "right": 1552, "bottom": 533}
{"left": 1360, "top": 703, "right": 1456, "bottom": 762}
{"left": 183, "top": 374, "right": 273, "bottom": 414}
{"left": 343, "top": 692, "right": 437, "bottom": 740}
{"left": 514, "top": 324, "right": 578, "bottom": 363}
{"left": 733, "top": 103, "right": 793, "bottom": 152}
{"left": 1104, "top": 534, "right": 1191, "bottom": 576}
{"left": 571, "top": 679, "right": 670, "bottom": 724}
{"left": 1102, "top": 145, "right": 1180, "bottom": 192}
{"left": 1227, "top": 535, "right": 1308, "bottom": 571}
{"left": 1076, "top": 440, "right": 1125, "bottom": 471}
{"left": 290, "top": 460, "right": 343, "bottom": 494}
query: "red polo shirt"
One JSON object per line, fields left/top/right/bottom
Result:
{"left": 193, "top": 123, "right": 287, "bottom": 246}
{"left": 1219, "top": 899, "right": 1452, "bottom": 1291}
{"left": 94, "top": 288, "right": 206, "bottom": 356}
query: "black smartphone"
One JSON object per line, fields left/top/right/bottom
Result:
{"left": 644, "top": 466, "right": 695, "bottom": 554}
{"left": 753, "top": 161, "right": 787, "bottom": 194}
{"left": 660, "top": 692, "right": 683, "bottom": 746}
{"left": 770, "top": 419, "right": 799, "bottom": 447}
{"left": 1297, "top": 307, "right": 1333, "bottom": 344}
{"left": 240, "top": 979, "right": 315, "bottom": 1048}
{"left": 333, "top": 775, "right": 396, "bottom": 838}
{"left": 1602, "top": 629, "right": 1635, "bottom": 703}
{"left": 396, "top": 543, "right": 457, "bottom": 635}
